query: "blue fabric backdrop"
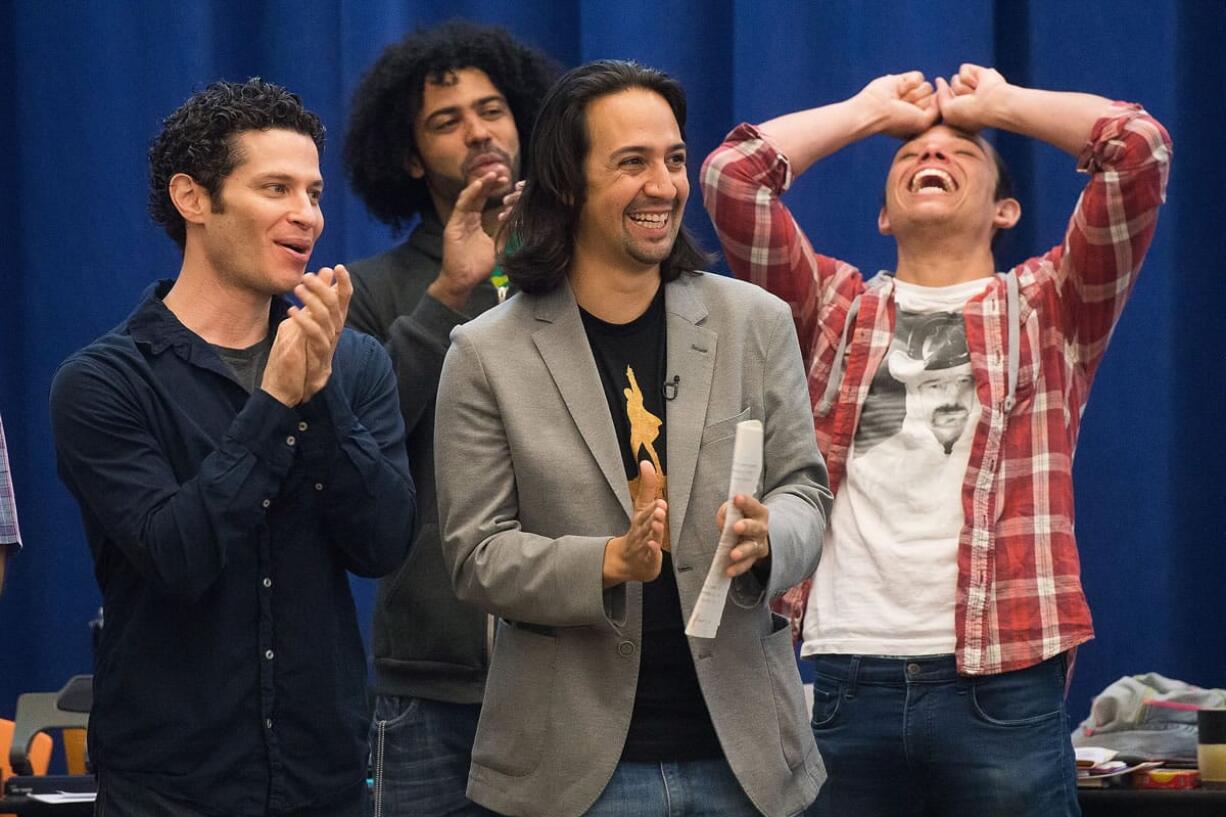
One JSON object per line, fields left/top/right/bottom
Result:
{"left": 2, "top": 0, "right": 1222, "bottom": 737}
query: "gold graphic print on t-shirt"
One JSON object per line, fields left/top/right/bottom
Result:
{"left": 624, "top": 366, "right": 670, "bottom": 550}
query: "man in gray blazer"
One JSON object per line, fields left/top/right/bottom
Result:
{"left": 435, "top": 61, "right": 831, "bottom": 817}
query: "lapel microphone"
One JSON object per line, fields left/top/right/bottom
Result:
{"left": 663, "top": 375, "right": 681, "bottom": 401}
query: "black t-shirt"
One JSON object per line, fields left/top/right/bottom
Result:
{"left": 579, "top": 286, "right": 722, "bottom": 762}
{"left": 211, "top": 335, "right": 272, "bottom": 394}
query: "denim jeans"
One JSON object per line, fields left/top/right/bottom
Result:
{"left": 578, "top": 758, "right": 777, "bottom": 817}
{"left": 368, "top": 695, "right": 495, "bottom": 817}
{"left": 808, "top": 653, "right": 1080, "bottom": 817}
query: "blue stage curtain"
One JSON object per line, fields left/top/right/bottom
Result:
{"left": 1, "top": 0, "right": 1221, "bottom": 728}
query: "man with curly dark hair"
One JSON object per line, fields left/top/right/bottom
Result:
{"left": 343, "top": 20, "right": 557, "bottom": 338}
{"left": 49, "top": 78, "right": 415, "bottom": 816}
{"left": 341, "top": 21, "right": 556, "bottom": 817}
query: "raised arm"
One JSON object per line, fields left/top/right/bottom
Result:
{"left": 701, "top": 73, "right": 934, "bottom": 370}
{"left": 939, "top": 64, "right": 1172, "bottom": 375}
{"left": 758, "top": 71, "right": 938, "bottom": 175}
{"left": 387, "top": 172, "right": 508, "bottom": 437}
{"left": 936, "top": 64, "right": 1117, "bottom": 156}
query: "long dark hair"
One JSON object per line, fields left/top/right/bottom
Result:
{"left": 502, "top": 60, "right": 710, "bottom": 294}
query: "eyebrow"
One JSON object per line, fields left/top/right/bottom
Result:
{"left": 253, "top": 172, "right": 323, "bottom": 189}
{"left": 609, "top": 142, "right": 687, "bottom": 158}
{"left": 423, "top": 94, "right": 507, "bottom": 127}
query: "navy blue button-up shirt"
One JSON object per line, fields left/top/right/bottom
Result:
{"left": 50, "top": 281, "right": 415, "bottom": 815}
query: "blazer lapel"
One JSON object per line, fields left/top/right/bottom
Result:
{"left": 531, "top": 284, "right": 634, "bottom": 520}
{"left": 664, "top": 275, "right": 717, "bottom": 550}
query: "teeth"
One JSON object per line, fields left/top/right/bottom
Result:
{"left": 629, "top": 213, "right": 668, "bottom": 227}
{"left": 910, "top": 168, "right": 954, "bottom": 193}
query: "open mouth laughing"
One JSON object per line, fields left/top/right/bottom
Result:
{"left": 627, "top": 210, "right": 671, "bottom": 231}
{"left": 908, "top": 167, "right": 956, "bottom": 195}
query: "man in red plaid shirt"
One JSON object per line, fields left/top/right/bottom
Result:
{"left": 702, "top": 65, "right": 1171, "bottom": 816}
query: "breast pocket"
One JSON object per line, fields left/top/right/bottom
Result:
{"left": 700, "top": 406, "right": 751, "bottom": 446}
{"left": 690, "top": 407, "right": 754, "bottom": 551}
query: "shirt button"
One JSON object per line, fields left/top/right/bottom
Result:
{"left": 262, "top": 577, "right": 272, "bottom": 588}
{"left": 265, "top": 650, "right": 274, "bottom": 660}
{"left": 286, "top": 435, "right": 296, "bottom": 446}
{"left": 261, "top": 498, "right": 271, "bottom": 508}
{"left": 617, "top": 641, "right": 635, "bottom": 657}
{"left": 297, "top": 421, "right": 308, "bottom": 432}
{"left": 265, "top": 718, "right": 273, "bottom": 729}
{"left": 314, "top": 483, "right": 324, "bottom": 492}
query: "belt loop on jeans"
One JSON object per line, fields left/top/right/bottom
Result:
{"left": 847, "top": 655, "right": 861, "bottom": 699}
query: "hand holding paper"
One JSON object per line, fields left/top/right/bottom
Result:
{"left": 719, "top": 493, "right": 770, "bottom": 578}
{"left": 686, "top": 420, "right": 764, "bottom": 638}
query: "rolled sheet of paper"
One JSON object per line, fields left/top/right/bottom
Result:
{"left": 685, "top": 420, "right": 763, "bottom": 639}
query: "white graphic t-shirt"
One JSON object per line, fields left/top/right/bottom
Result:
{"left": 802, "top": 276, "right": 993, "bottom": 658}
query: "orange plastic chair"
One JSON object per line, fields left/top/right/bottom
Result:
{"left": 1, "top": 718, "right": 53, "bottom": 816}
{"left": 1, "top": 717, "right": 52, "bottom": 777}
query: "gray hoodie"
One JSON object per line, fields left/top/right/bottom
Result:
{"left": 347, "top": 212, "right": 505, "bottom": 703}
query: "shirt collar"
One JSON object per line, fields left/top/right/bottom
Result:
{"left": 127, "top": 279, "right": 291, "bottom": 356}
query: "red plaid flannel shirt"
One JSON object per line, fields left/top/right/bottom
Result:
{"left": 701, "top": 106, "right": 1171, "bottom": 674}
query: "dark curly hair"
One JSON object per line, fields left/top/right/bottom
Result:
{"left": 344, "top": 20, "right": 558, "bottom": 231}
{"left": 148, "top": 78, "right": 325, "bottom": 249}
{"left": 502, "top": 60, "right": 711, "bottom": 295}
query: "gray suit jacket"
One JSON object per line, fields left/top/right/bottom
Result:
{"left": 435, "top": 271, "right": 831, "bottom": 817}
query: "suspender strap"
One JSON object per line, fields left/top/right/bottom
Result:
{"left": 1001, "top": 270, "right": 1020, "bottom": 413}
{"left": 816, "top": 295, "right": 860, "bottom": 417}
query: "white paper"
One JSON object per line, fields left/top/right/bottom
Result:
{"left": 685, "top": 420, "right": 763, "bottom": 639}
{"left": 29, "top": 791, "right": 97, "bottom": 803}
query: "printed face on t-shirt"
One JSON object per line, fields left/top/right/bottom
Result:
{"left": 906, "top": 365, "right": 975, "bottom": 454}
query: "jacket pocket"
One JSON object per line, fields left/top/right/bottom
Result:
{"left": 700, "top": 406, "right": 751, "bottom": 446}
{"left": 470, "top": 624, "right": 558, "bottom": 776}
{"left": 762, "top": 613, "right": 812, "bottom": 769}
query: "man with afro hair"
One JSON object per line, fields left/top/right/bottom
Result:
{"left": 342, "top": 21, "right": 557, "bottom": 817}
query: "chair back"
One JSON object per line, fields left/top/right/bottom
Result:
{"left": 8, "top": 676, "right": 91, "bottom": 776}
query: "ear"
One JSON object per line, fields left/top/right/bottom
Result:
{"left": 992, "top": 197, "right": 1021, "bottom": 231}
{"left": 168, "top": 173, "right": 208, "bottom": 226}
{"left": 878, "top": 204, "right": 893, "bottom": 236}
{"left": 404, "top": 151, "right": 425, "bottom": 180}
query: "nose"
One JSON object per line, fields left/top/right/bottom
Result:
{"left": 287, "top": 190, "right": 321, "bottom": 231}
{"left": 464, "top": 113, "right": 491, "bottom": 145}
{"left": 918, "top": 141, "right": 949, "bottom": 162}
{"left": 643, "top": 161, "right": 678, "bottom": 199}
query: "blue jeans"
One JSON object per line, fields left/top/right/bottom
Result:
{"left": 808, "top": 654, "right": 1080, "bottom": 817}
{"left": 368, "top": 695, "right": 494, "bottom": 817}
{"left": 580, "top": 759, "right": 775, "bottom": 817}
